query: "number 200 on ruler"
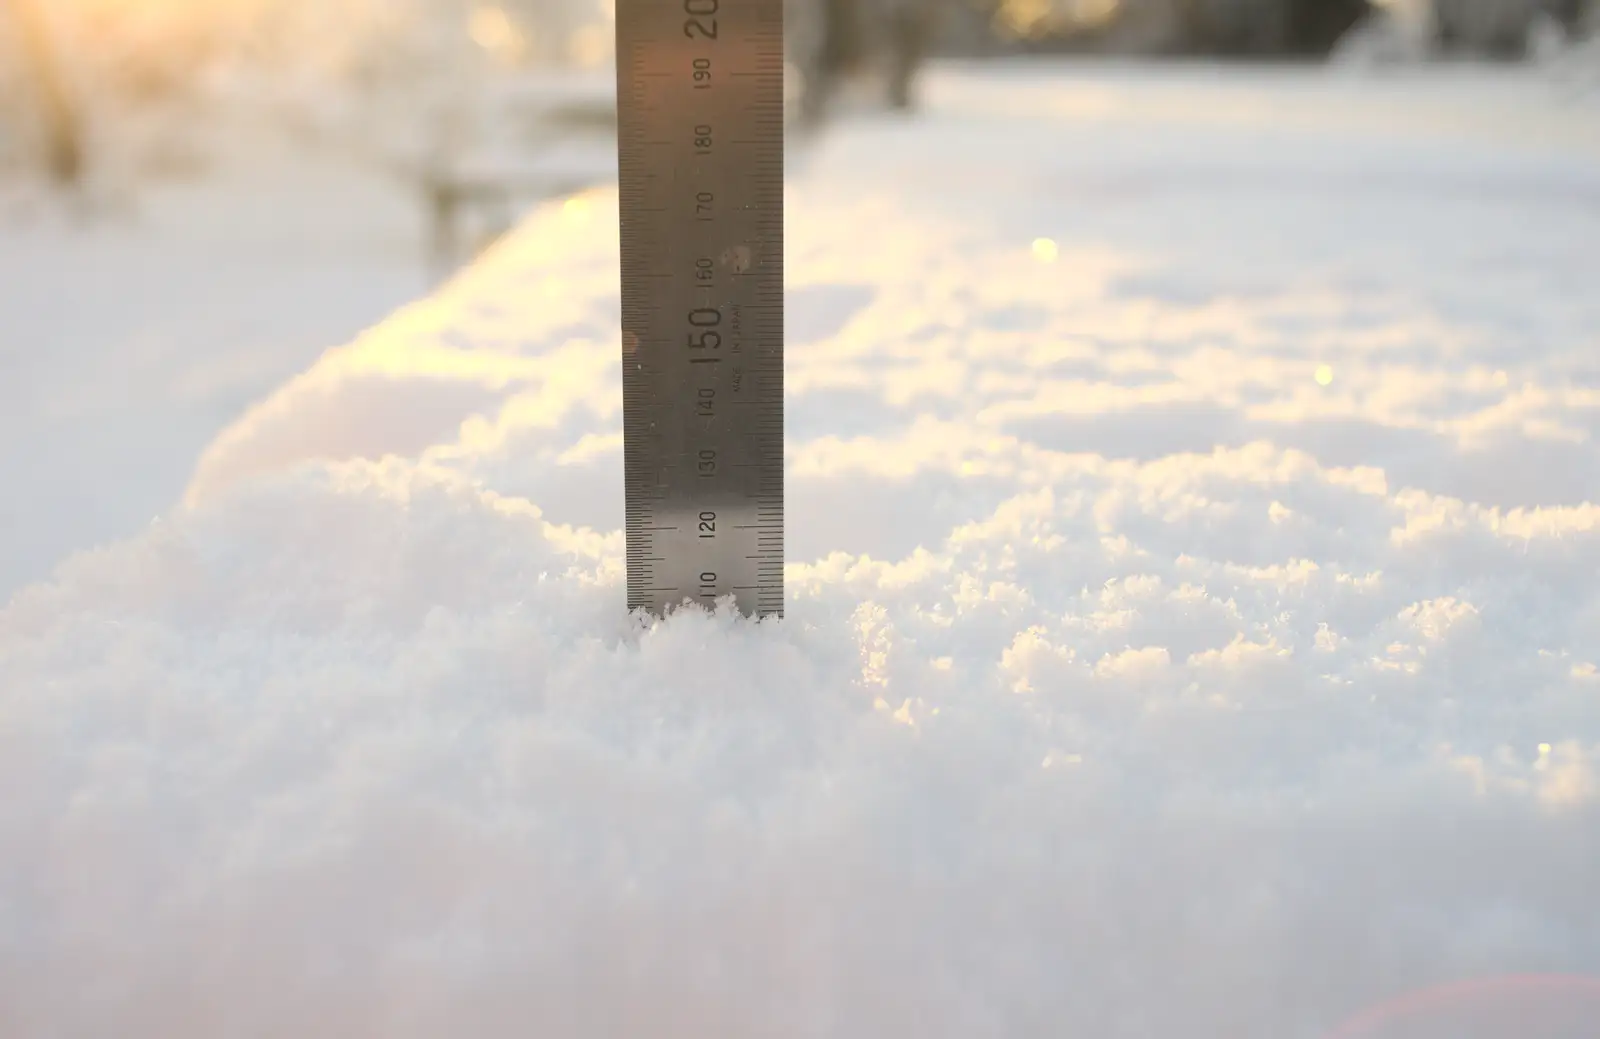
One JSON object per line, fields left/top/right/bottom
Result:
{"left": 616, "top": 0, "right": 785, "bottom": 618}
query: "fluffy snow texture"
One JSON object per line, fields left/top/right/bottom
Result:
{"left": 4, "top": 66, "right": 1600, "bottom": 1037}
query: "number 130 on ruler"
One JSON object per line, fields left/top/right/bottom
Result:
{"left": 616, "top": 0, "right": 785, "bottom": 618}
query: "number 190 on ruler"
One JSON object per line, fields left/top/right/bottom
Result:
{"left": 616, "top": 0, "right": 785, "bottom": 618}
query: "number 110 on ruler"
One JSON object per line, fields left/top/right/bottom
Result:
{"left": 615, "top": 0, "right": 785, "bottom": 619}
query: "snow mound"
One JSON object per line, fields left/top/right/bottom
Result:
{"left": 4, "top": 66, "right": 1600, "bottom": 1037}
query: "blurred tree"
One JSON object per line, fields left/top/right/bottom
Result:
{"left": 793, "top": 0, "right": 948, "bottom": 122}
{"left": 1432, "top": 0, "right": 1592, "bottom": 56}
{"left": 1182, "top": 0, "right": 1371, "bottom": 55}
{"left": 1433, "top": 0, "right": 1540, "bottom": 55}
{"left": 981, "top": 0, "right": 1371, "bottom": 56}
{"left": 4, "top": 0, "right": 83, "bottom": 184}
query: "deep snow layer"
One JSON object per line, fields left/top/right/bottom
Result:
{"left": 3, "top": 64, "right": 1600, "bottom": 1037}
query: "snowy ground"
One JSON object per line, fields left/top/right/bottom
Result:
{"left": 3, "top": 62, "right": 1600, "bottom": 1037}
{"left": 0, "top": 127, "right": 430, "bottom": 598}
{"left": 0, "top": 76, "right": 616, "bottom": 600}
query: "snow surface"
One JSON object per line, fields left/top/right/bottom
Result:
{"left": 0, "top": 80, "right": 617, "bottom": 600}
{"left": 0, "top": 126, "right": 430, "bottom": 599}
{"left": 3, "top": 63, "right": 1600, "bottom": 1037}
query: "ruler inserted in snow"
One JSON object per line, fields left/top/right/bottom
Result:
{"left": 616, "top": 0, "right": 784, "bottom": 618}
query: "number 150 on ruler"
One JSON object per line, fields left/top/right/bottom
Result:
{"left": 616, "top": 0, "right": 785, "bottom": 618}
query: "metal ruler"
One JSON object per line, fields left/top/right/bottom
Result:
{"left": 616, "top": 0, "right": 785, "bottom": 618}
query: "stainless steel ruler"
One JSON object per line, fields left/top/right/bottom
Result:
{"left": 615, "top": 0, "right": 785, "bottom": 618}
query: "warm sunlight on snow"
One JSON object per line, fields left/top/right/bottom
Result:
{"left": 3, "top": 65, "right": 1597, "bottom": 1038}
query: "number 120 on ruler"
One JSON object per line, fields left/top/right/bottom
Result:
{"left": 616, "top": 0, "right": 785, "bottom": 618}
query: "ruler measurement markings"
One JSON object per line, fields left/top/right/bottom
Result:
{"left": 617, "top": 0, "right": 783, "bottom": 619}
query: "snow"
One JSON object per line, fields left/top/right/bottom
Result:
{"left": 0, "top": 126, "right": 430, "bottom": 598}
{"left": 3, "top": 63, "right": 1600, "bottom": 1036}
{"left": 0, "top": 75, "right": 617, "bottom": 600}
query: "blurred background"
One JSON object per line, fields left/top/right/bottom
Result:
{"left": 4, "top": 0, "right": 1596, "bottom": 277}
{"left": 0, "top": 0, "right": 1596, "bottom": 598}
